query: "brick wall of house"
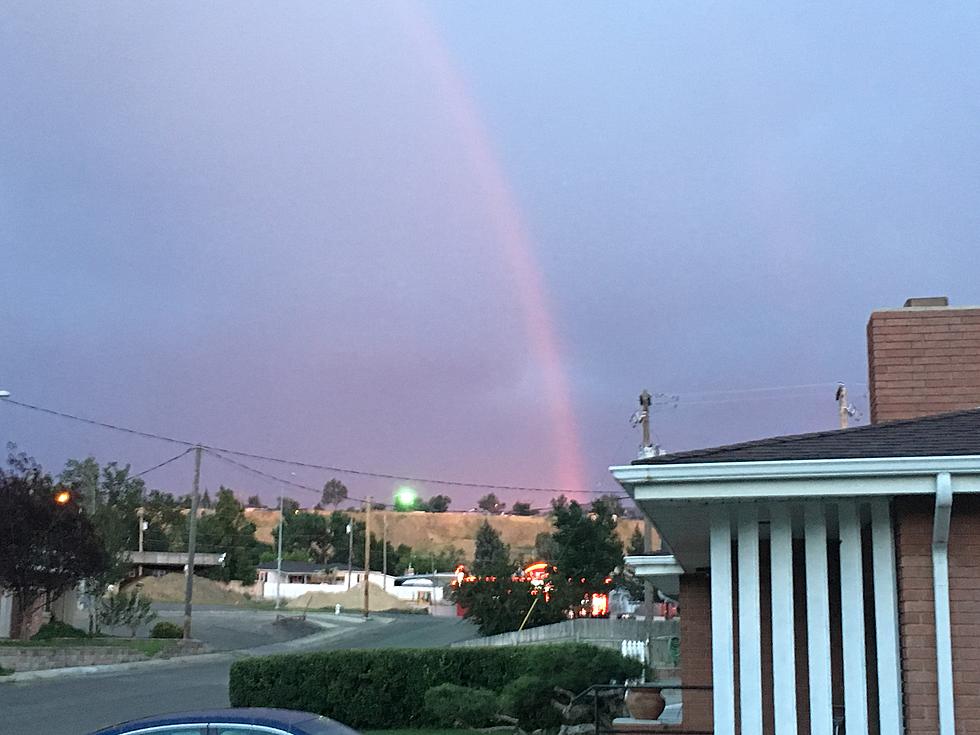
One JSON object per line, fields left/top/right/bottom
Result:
{"left": 894, "top": 495, "right": 980, "bottom": 735}
{"left": 867, "top": 302, "right": 980, "bottom": 423}
{"left": 678, "top": 574, "right": 713, "bottom": 732}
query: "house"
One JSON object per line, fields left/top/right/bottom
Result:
{"left": 0, "top": 586, "right": 85, "bottom": 639}
{"left": 612, "top": 297, "right": 980, "bottom": 735}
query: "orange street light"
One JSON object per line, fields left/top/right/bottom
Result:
{"left": 54, "top": 489, "right": 72, "bottom": 505}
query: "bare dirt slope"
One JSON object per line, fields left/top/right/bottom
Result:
{"left": 245, "top": 509, "right": 653, "bottom": 560}
{"left": 286, "top": 582, "right": 411, "bottom": 612}
{"left": 133, "top": 573, "right": 248, "bottom": 605}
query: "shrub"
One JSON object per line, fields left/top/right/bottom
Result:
{"left": 501, "top": 675, "right": 562, "bottom": 732}
{"left": 31, "top": 619, "right": 89, "bottom": 640}
{"left": 151, "top": 621, "right": 183, "bottom": 639}
{"left": 229, "top": 643, "right": 641, "bottom": 729}
{"left": 423, "top": 683, "right": 499, "bottom": 728}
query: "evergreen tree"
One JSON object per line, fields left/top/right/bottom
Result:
{"left": 473, "top": 520, "right": 511, "bottom": 577}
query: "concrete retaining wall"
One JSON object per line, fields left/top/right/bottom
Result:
{"left": 451, "top": 617, "right": 680, "bottom": 667}
{"left": 0, "top": 640, "right": 203, "bottom": 672}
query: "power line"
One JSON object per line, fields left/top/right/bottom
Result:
{"left": 666, "top": 381, "right": 867, "bottom": 398}
{"left": 203, "top": 449, "right": 383, "bottom": 507}
{"left": 133, "top": 448, "right": 195, "bottom": 477}
{"left": 2, "top": 397, "right": 579, "bottom": 494}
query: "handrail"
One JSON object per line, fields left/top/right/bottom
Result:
{"left": 570, "top": 682, "right": 714, "bottom": 735}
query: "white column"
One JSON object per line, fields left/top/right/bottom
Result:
{"left": 710, "top": 507, "right": 736, "bottom": 735}
{"left": 838, "top": 501, "right": 869, "bottom": 734}
{"left": 870, "top": 498, "right": 903, "bottom": 734}
{"left": 770, "top": 504, "right": 798, "bottom": 735}
{"left": 738, "top": 506, "right": 763, "bottom": 735}
{"left": 804, "top": 502, "right": 834, "bottom": 735}
{"left": 934, "top": 471, "right": 955, "bottom": 735}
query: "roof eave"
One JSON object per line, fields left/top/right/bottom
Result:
{"left": 611, "top": 454, "right": 980, "bottom": 501}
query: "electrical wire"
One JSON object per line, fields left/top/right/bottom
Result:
{"left": 133, "top": 448, "right": 195, "bottom": 477}
{"left": 203, "top": 448, "right": 384, "bottom": 507}
{"left": 1, "top": 397, "right": 582, "bottom": 494}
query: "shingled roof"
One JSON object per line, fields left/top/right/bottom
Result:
{"left": 634, "top": 407, "right": 980, "bottom": 465}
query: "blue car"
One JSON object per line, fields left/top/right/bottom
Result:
{"left": 88, "top": 708, "right": 361, "bottom": 735}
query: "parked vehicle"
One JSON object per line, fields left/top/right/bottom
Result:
{"left": 88, "top": 708, "right": 361, "bottom": 735}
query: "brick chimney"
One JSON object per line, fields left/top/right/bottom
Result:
{"left": 867, "top": 297, "right": 980, "bottom": 423}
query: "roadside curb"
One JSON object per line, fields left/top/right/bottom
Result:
{"left": 0, "top": 613, "right": 388, "bottom": 684}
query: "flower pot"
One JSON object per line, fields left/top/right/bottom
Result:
{"left": 625, "top": 687, "right": 666, "bottom": 721}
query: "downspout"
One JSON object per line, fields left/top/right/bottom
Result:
{"left": 933, "top": 471, "right": 955, "bottom": 735}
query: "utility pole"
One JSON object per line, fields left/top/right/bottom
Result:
{"left": 836, "top": 384, "right": 849, "bottom": 429}
{"left": 636, "top": 391, "right": 656, "bottom": 618}
{"left": 137, "top": 507, "right": 146, "bottom": 577}
{"left": 275, "top": 489, "right": 285, "bottom": 611}
{"left": 182, "top": 446, "right": 202, "bottom": 641}
{"left": 363, "top": 497, "right": 372, "bottom": 618}
{"left": 382, "top": 511, "right": 388, "bottom": 590}
{"left": 639, "top": 389, "right": 652, "bottom": 449}
{"left": 346, "top": 521, "right": 353, "bottom": 590}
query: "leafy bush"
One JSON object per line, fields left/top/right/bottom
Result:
{"left": 98, "top": 590, "right": 157, "bottom": 637}
{"left": 501, "top": 675, "right": 562, "bottom": 731}
{"left": 31, "top": 619, "right": 90, "bottom": 640}
{"left": 423, "top": 683, "right": 499, "bottom": 728}
{"left": 229, "top": 643, "right": 641, "bottom": 729}
{"left": 150, "top": 621, "right": 183, "bottom": 639}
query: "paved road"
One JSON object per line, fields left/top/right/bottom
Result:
{"left": 1, "top": 612, "right": 476, "bottom": 735}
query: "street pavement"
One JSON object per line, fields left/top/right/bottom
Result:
{"left": 1, "top": 610, "right": 477, "bottom": 735}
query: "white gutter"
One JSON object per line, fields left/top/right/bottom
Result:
{"left": 611, "top": 456, "right": 980, "bottom": 502}
{"left": 612, "top": 455, "right": 980, "bottom": 484}
{"left": 933, "top": 471, "right": 955, "bottom": 735}
{"left": 624, "top": 554, "right": 685, "bottom": 578}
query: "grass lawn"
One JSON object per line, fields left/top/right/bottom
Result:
{"left": 0, "top": 637, "right": 179, "bottom": 657}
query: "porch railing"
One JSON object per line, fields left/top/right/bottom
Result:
{"left": 571, "top": 682, "right": 714, "bottom": 735}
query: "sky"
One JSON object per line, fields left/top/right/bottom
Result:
{"left": 2, "top": 2, "right": 979, "bottom": 509}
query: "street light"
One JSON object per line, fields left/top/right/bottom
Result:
{"left": 0, "top": 390, "right": 10, "bottom": 399}
{"left": 394, "top": 486, "right": 417, "bottom": 510}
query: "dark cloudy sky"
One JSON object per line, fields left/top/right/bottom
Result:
{"left": 2, "top": 2, "right": 979, "bottom": 508}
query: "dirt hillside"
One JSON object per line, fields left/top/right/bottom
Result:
{"left": 131, "top": 573, "right": 248, "bottom": 605}
{"left": 286, "top": 582, "right": 411, "bottom": 612}
{"left": 245, "top": 509, "right": 655, "bottom": 561}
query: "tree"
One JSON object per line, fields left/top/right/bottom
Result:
{"left": 60, "top": 458, "right": 147, "bottom": 627}
{"left": 142, "top": 489, "right": 186, "bottom": 552}
{"left": 0, "top": 453, "right": 107, "bottom": 638}
{"left": 197, "top": 487, "right": 266, "bottom": 584}
{"left": 246, "top": 495, "right": 263, "bottom": 508}
{"left": 550, "top": 498, "right": 623, "bottom": 589}
{"left": 321, "top": 478, "right": 349, "bottom": 508}
{"left": 97, "top": 587, "right": 157, "bottom": 637}
{"left": 451, "top": 576, "right": 569, "bottom": 635}
{"left": 511, "top": 501, "right": 536, "bottom": 516}
{"left": 627, "top": 527, "right": 645, "bottom": 556}
{"left": 426, "top": 494, "right": 452, "bottom": 513}
{"left": 591, "top": 494, "right": 625, "bottom": 517}
{"left": 199, "top": 489, "right": 212, "bottom": 510}
{"left": 281, "top": 497, "right": 301, "bottom": 515}
{"left": 472, "top": 521, "right": 511, "bottom": 577}
{"left": 477, "top": 493, "right": 505, "bottom": 514}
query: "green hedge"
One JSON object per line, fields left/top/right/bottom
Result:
{"left": 229, "top": 643, "right": 641, "bottom": 729}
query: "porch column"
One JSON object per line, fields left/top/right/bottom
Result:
{"left": 870, "top": 498, "right": 903, "bottom": 733}
{"left": 710, "top": 507, "right": 736, "bottom": 735}
{"left": 804, "top": 502, "right": 834, "bottom": 735}
{"left": 838, "top": 500, "right": 869, "bottom": 733}
{"left": 769, "top": 504, "right": 798, "bottom": 735}
{"left": 737, "top": 507, "right": 763, "bottom": 735}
